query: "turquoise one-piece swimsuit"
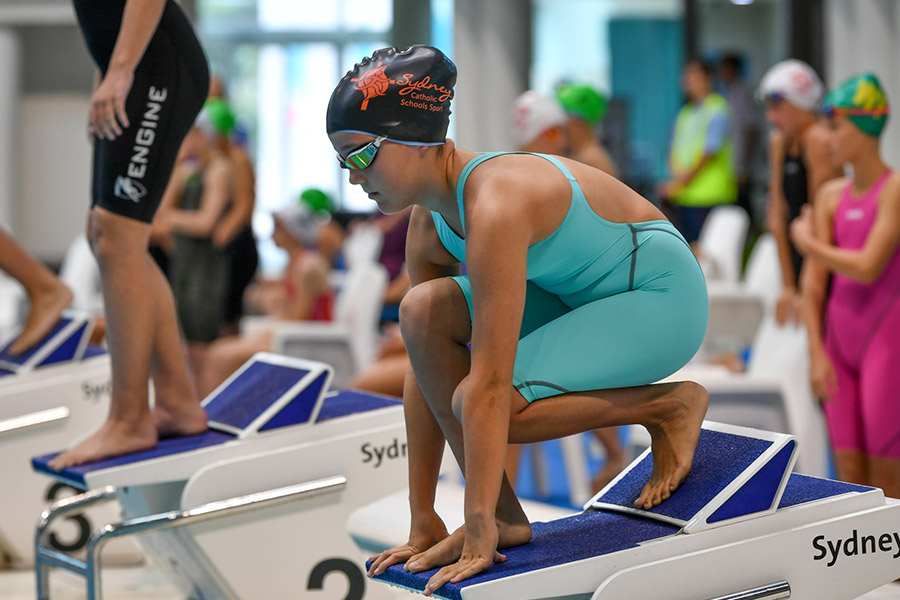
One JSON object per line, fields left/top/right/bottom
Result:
{"left": 431, "top": 152, "right": 709, "bottom": 402}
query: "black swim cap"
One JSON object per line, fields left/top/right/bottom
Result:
{"left": 326, "top": 45, "right": 456, "bottom": 145}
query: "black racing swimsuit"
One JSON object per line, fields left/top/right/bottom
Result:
{"left": 73, "top": 0, "right": 209, "bottom": 222}
{"left": 782, "top": 149, "right": 808, "bottom": 285}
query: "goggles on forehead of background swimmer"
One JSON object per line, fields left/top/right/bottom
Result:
{"left": 755, "top": 90, "right": 786, "bottom": 105}
{"left": 822, "top": 104, "right": 891, "bottom": 118}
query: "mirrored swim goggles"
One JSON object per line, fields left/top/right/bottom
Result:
{"left": 335, "top": 132, "right": 447, "bottom": 171}
{"left": 337, "top": 136, "right": 387, "bottom": 170}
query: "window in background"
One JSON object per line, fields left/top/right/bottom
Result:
{"left": 197, "top": 0, "right": 391, "bottom": 274}
{"left": 531, "top": 0, "right": 682, "bottom": 187}
{"left": 198, "top": 0, "right": 453, "bottom": 274}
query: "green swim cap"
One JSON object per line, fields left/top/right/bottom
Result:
{"left": 300, "top": 188, "right": 334, "bottom": 215}
{"left": 204, "top": 98, "right": 237, "bottom": 135}
{"left": 555, "top": 83, "right": 608, "bottom": 125}
{"left": 823, "top": 72, "right": 890, "bottom": 137}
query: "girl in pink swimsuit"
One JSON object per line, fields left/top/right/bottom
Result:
{"left": 791, "top": 72, "right": 900, "bottom": 497}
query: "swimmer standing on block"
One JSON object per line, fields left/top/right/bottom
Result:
{"left": 327, "top": 46, "right": 710, "bottom": 593}
{"left": 49, "top": 0, "right": 209, "bottom": 469}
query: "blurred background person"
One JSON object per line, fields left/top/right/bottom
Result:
{"left": 510, "top": 90, "right": 569, "bottom": 155}
{"left": 758, "top": 59, "right": 843, "bottom": 325}
{"left": 202, "top": 97, "right": 260, "bottom": 336}
{"left": 718, "top": 54, "right": 761, "bottom": 224}
{"left": 790, "top": 73, "right": 900, "bottom": 498}
{"left": 0, "top": 230, "right": 73, "bottom": 354}
{"left": 198, "top": 203, "right": 332, "bottom": 395}
{"left": 155, "top": 108, "right": 233, "bottom": 383}
{"left": 661, "top": 58, "right": 737, "bottom": 245}
{"left": 556, "top": 82, "right": 618, "bottom": 177}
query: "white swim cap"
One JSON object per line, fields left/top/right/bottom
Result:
{"left": 757, "top": 59, "right": 823, "bottom": 111}
{"left": 274, "top": 203, "right": 319, "bottom": 247}
{"left": 510, "top": 91, "right": 567, "bottom": 147}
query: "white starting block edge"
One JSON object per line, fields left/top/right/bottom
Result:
{"left": 32, "top": 353, "right": 339, "bottom": 490}
{"left": 0, "top": 311, "right": 94, "bottom": 374}
{"left": 587, "top": 421, "right": 798, "bottom": 534}
{"left": 202, "top": 352, "right": 334, "bottom": 438}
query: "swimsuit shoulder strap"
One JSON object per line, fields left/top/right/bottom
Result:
{"left": 454, "top": 152, "right": 578, "bottom": 233}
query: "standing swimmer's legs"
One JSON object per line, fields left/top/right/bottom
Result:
{"left": 48, "top": 208, "right": 205, "bottom": 469}
{"left": 144, "top": 254, "right": 207, "bottom": 436}
{"left": 0, "top": 229, "right": 73, "bottom": 355}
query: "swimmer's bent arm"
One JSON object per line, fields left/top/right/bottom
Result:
{"left": 799, "top": 183, "right": 839, "bottom": 402}
{"left": 451, "top": 189, "right": 531, "bottom": 574}
{"left": 90, "top": 0, "right": 167, "bottom": 139}
{"left": 367, "top": 207, "right": 459, "bottom": 576}
{"left": 801, "top": 175, "right": 900, "bottom": 284}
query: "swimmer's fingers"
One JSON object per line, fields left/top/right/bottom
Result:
{"left": 367, "top": 544, "right": 417, "bottom": 577}
{"left": 114, "top": 91, "right": 130, "bottom": 131}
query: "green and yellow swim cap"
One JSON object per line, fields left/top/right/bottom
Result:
{"left": 555, "top": 83, "right": 608, "bottom": 126}
{"left": 823, "top": 72, "right": 890, "bottom": 137}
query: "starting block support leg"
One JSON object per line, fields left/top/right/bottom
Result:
{"left": 34, "top": 476, "right": 347, "bottom": 600}
{"left": 35, "top": 486, "right": 118, "bottom": 600}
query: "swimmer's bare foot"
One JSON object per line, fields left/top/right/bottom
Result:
{"left": 9, "top": 281, "right": 73, "bottom": 355}
{"left": 405, "top": 517, "right": 530, "bottom": 574}
{"left": 47, "top": 418, "right": 158, "bottom": 470}
{"left": 635, "top": 381, "right": 708, "bottom": 510}
{"left": 152, "top": 401, "right": 208, "bottom": 438}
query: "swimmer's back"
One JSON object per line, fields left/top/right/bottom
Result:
{"left": 460, "top": 152, "right": 664, "bottom": 246}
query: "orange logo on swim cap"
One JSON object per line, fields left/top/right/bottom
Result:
{"left": 352, "top": 62, "right": 395, "bottom": 111}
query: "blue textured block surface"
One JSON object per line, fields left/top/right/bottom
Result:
{"left": 316, "top": 390, "right": 402, "bottom": 422}
{"left": 779, "top": 473, "right": 874, "bottom": 508}
{"left": 372, "top": 472, "right": 875, "bottom": 599}
{"left": 31, "top": 430, "right": 235, "bottom": 487}
{"left": 39, "top": 322, "right": 87, "bottom": 366}
{"left": 708, "top": 440, "right": 794, "bottom": 523}
{"left": 0, "top": 317, "right": 72, "bottom": 366}
{"left": 205, "top": 362, "right": 310, "bottom": 429}
{"left": 372, "top": 511, "right": 680, "bottom": 600}
{"left": 596, "top": 429, "right": 773, "bottom": 522}
{"left": 259, "top": 371, "right": 329, "bottom": 432}
{"left": 84, "top": 345, "right": 107, "bottom": 358}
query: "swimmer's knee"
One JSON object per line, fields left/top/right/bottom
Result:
{"left": 399, "top": 279, "right": 466, "bottom": 343}
{"left": 451, "top": 377, "right": 470, "bottom": 422}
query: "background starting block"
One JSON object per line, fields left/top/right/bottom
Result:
{"left": 0, "top": 311, "right": 94, "bottom": 374}
{"left": 372, "top": 421, "right": 900, "bottom": 600}
{"left": 31, "top": 352, "right": 413, "bottom": 599}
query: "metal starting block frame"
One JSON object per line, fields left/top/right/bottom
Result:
{"left": 31, "top": 352, "right": 412, "bottom": 600}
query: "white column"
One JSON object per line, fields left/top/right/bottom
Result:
{"left": 0, "top": 28, "right": 19, "bottom": 231}
{"left": 453, "top": 0, "right": 531, "bottom": 152}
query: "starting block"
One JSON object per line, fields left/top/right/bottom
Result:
{"left": 0, "top": 311, "right": 94, "bottom": 375}
{"left": 32, "top": 352, "right": 411, "bottom": 600}
{"left": 372, "top": 422, "right": 900, "bottom": 600}
{"left": 0, "top": 313, "right": 128, "bottom": 567}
